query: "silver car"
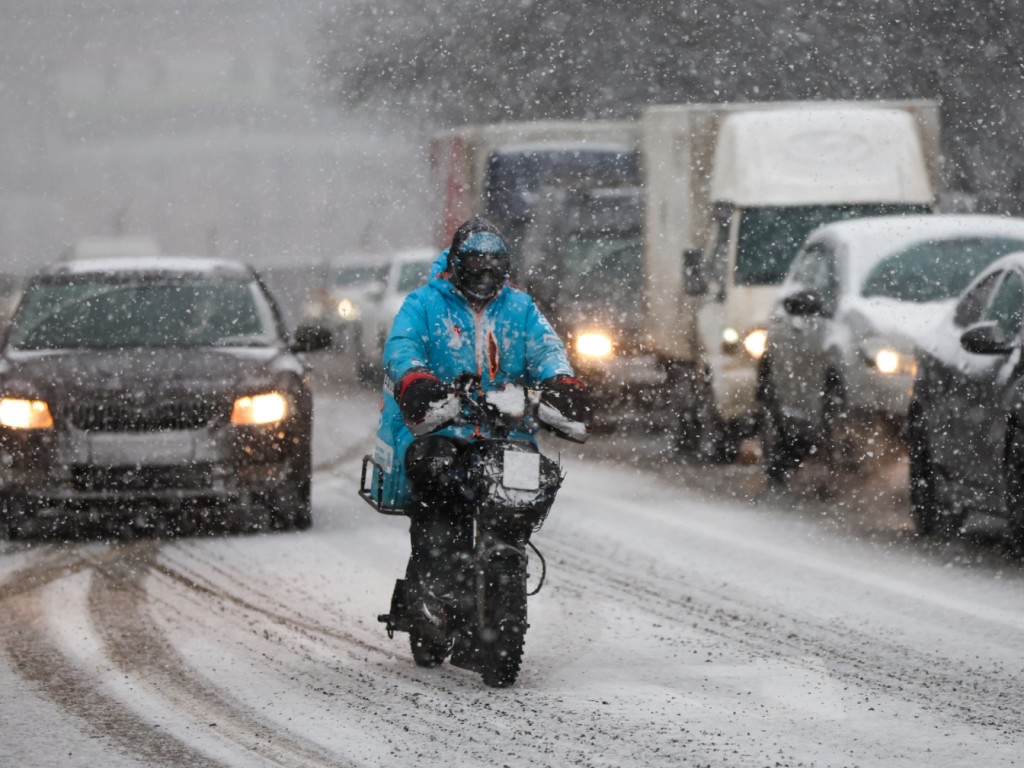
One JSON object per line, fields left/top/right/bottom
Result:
{"left": 758, "top": 214, "right": 1024, "bottom": 483}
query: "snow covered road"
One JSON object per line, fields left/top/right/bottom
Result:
{"left": 2, "top": 366, "right": 1023, "bottom": 767}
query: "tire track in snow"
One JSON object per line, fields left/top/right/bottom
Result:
{"left": 87, "top": 545, "right": 354, "bottom": 768}
{"left": 0, "top": 542, "right": 221, "bottom": 768}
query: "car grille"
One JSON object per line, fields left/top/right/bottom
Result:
{"left": 68, "top": 399, "right": 226, "bottom": 432}
{"left": 71, "top": 463, "right": 216, "bottom": 492}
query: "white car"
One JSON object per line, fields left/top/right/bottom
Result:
{"left": 302, "top": 258, "right": 388, "bottom": 351}
{"left": 759, "top": 214, "right": 1024, "bottom": 483}
{"left": 357, "top": 248, "right": 436, "bottom": 378}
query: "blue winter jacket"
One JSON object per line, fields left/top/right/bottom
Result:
{"left": 370, "top": 249, "right": 573, "bottom": 511}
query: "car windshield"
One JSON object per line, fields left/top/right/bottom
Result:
{"left": 9, "top": 276, "right": 279, "bottom": 350}
{"left": 860, "top": 237, "right": 1024, "bottom": 302}
{"left": 396, "top": 261, "right": 432, "bottom": 293}
{"left": 335, "top": 264, "right": 386, "bottom": 287}
{"left": 735, "top": 204, "right": 932, "bottom": 286}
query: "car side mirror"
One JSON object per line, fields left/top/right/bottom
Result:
{"left": 782, "top": 289, "right": 827, "bottom": 317}
{"left": 683, "top": 249, "right": 707, "bottom": 297}
{"left": 960, "top": 321, "right": 1012, "bottom": 355}
{"left": 292, "top": 324, "right": 332, "bottom": 353}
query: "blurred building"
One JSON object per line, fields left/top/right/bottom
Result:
{"left": 0, "top": 0, "right": 430, "bottom": 292}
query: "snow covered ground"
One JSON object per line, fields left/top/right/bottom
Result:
{"left": 2, "top": 364, "right": 1024, "bottom": 767}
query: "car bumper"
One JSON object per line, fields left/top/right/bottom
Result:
{"left": 0, "top": 423, "right": 300, "bottom": 513}
{"left": 573, "top": 353, "right": 670, "bottom": 402}
{"left": 847, "top": 367, "right": 914, "bottom": 422}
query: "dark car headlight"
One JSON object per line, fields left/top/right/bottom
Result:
{"left": 230, "top": 392, "right": 289, "bottom": 426}
{"left": 0, "top": 398, "right": 54, "bottom": 429}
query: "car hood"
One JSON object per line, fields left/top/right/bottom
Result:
{"left": 0, "top": 346, "right": 299, "bottom": 403}
{"left": 842, "top": 296, "right": 954, "bottom": 350}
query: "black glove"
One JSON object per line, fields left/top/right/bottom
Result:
{"left": 538, "top": 374, "right": 593, "bottom": 443}
{"left": 396, "top": 369, "right": 460, "bottom": 436}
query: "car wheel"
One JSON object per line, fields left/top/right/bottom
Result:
{"left": 1003, "top": 423, "right": 1024, "bottom": 554}
{"left": 269, "top": 476, "right": 312, "bottom": 531}
{"left": 908, "top": 401, "right": 939, "bottom": 535}
{"left": 821, "top": 376, "right": 862, "bottom": 479}
{"left": 685, "top": 368, "right": 738, "bottom": 464}
{"left": 270, "top": 433, "right": 313, "bottom": 531}
{"left": 759, "top": 385, "right": 801, "bottom": 486}
{"left": 908, "top": 401, "right": 964, "bottom": 539}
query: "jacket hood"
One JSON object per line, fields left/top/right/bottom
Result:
{"left": 428, "top": 248, "right": 510, "bottom": 306}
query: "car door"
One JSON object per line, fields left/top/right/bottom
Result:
{"left": 932, "top": 269, "right": 1024, "bottom": 506}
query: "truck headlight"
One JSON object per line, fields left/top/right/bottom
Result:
{"left": 0, "top": 398, "right": 54, "bottom": 429}
{"left": 231, "top": 392, "right": 289, "bottom": 426}
{"left": 742, "top": 328, "right": 768, "bottom": 360}
{"left": 575, "top": 331, "right": 614, "bottom": 360}
{"left": 337, "top": 299, "right": 360, "bottom": 320}
{"left": 722, "top": 327, "right": 767, "bottom": 359}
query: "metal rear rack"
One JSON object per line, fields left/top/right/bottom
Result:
{"left": 358, "top": 455, "right": 407, "bottom": 516}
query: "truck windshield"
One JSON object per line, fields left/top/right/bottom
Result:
{"left": 558, "top": 235, "right": 644, "bottom": 302}
{"left": 735, "top": 204, "right": 932, "bottom": 286}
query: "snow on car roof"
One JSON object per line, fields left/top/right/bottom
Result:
{"left": 813, "top": 214, "right": 1024, "bottom": 250}
{"left": 38, "top": 256, "right": 255, "bottom": 280}
{"left": 809, "top": 214, "right": 1024, "bottom": 289}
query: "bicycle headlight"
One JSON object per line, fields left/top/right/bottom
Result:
{"left": 575, "top": 331, "right": 614, "bottom": 360}
{"left": 0, "top": 398, "right": 54, "bottom": 429}
{"left": 231, "top": 392, "right": 289, "bottom": 426}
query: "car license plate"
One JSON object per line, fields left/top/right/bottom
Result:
{"left": 502, "top": 450, "right": 540, "bottom": 491}
{"left": 89, "top": 432, "right": 195, "bottom": 465}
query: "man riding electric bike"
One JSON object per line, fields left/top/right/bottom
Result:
{"left": 365, "top": 216, "right": 591, "bottom": 685}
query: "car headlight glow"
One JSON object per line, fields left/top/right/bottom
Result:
{"left": 872, "top": 349, "right": 917, "bottom": 376}
{"left": 0, "top": 398, "right": 54, "bottom": 429}
{"left": 231, "top": 392, "right": 289, "bottom": 426}
{"left": 742, "top": 328, "right": 768, "bottom": 360}
{"left": 337, "top": 299, "right": 360, "bottom": 320}
{"left": 862, "top": 339, "right": 917, "bottom": 377}
{"left": 575, "top": 331, "right": 614, "bottom": 360}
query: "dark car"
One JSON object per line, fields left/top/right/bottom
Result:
{"left": 0, "top": 257, "right": 330, "bottom": 537}
{"left": 909, "top": 250, "right": 1024, "bottom": 543}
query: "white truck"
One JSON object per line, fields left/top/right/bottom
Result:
{"left": 432, "top": 100, "right": 941, "bottom": 456}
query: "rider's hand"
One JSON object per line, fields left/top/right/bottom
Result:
{"left": 538, "top": 374, "right": 593, "bottom": 443}
{"left": 396, "top": 369, "right": 460, "bottom": 436}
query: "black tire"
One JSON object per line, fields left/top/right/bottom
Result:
{"left": 1004, "top": 424, "right": 1024, "bottom": 554}
{"left": 480, "top": 557, "right": 528, "bottom": 688}
{"left": 681, "top": 368, "right": 738, "bottom": 464}
{"left": 908, "top": 402, "right": 938, "bottom": 535}
{"left": 821, "top": 376, "right": 857, "bottom": 476}
{"left": 270, "top": 432, "right": 313, "bottom": 532}
{"left": 409, "top": 631, "right": 450, "bottom": 668}
{"left": 269, "top": 476, "right": 311, "bottom": 531}
{"left": 908, "top": 402, "right": 964, "bottom": 538}
{"left": 759, "top": 389, "right": 801, "bottom": 486}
